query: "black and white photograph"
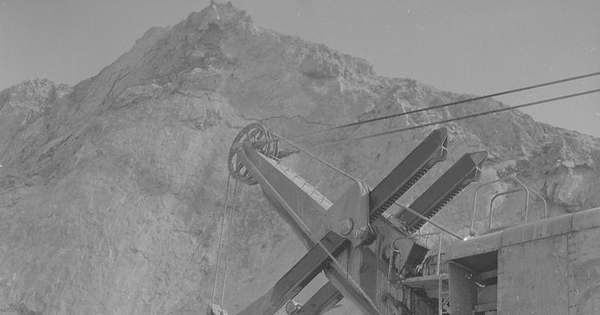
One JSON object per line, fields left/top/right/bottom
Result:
{"left": 1, "top": 1, "right": 599, "bottom": 314}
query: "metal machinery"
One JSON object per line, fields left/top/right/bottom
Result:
{"left": 217, "top": 123, "right": 486, "bottom": 315}
{"left": 215, "top": 123, "right": 600, "bottom": 314}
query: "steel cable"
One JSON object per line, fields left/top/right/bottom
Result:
{"left": 310, "top": 88, "right": 600, "bottom": 147}
{"left": 268, "top": 129, "right": 360, "bottom": 182}
{"left": 222, "top": 79, "right": 599, "bottom": 313}
{"left": 221, "top": 179, "right": 238, "bottom": 307}
{"left": 211, "top": 175, "right": 231, "bottom": 306}
{"left": 287, "top": 70, "right": 600, "bottom": 140}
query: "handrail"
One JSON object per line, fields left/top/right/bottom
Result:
{"left": 470, "top": 175, "right": 548, "bottom": 235}
{"left": 511, "top": 176, "right": 548, "bottom": 220}
{"left": 489, "top": 189, "right": 523, "bottom": 230}
{"left": 470, "top": 177, "right": 529, "bottom": 235}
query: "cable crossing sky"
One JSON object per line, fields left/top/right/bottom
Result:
{"left": 285, "top": 70, "right": 600, "bottom": 141}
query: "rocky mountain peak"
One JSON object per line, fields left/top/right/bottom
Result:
{"left": 0, "top": 78, "right": 71, "bottom": 113}
{"left": 0, "top": 3, "right": 599, "bottom": 315}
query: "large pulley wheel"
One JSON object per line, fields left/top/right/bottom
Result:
{"left": 228, "top": 123, "right": 279, "bottom": 185}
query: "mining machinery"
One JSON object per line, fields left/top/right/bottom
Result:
{"left": 212, "top": 123, "right": 600, "bottom": 315}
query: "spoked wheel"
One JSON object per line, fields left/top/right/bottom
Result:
{"left": 228, "top": 123, "right": 279, "bottom": 185}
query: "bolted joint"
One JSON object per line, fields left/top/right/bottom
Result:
{"left": 352, "top": 225, "right": 376, "bottom": 245}
{"left": 285, "top": 301, "right": 302, "bottom": 315}
{"left": 352, "top": 226, "right": 366, "bottom": 238}
{"left": 336, "top": 219, "right": 354, "bottom": 235}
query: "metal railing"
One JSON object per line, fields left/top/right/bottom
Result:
{"left": 470, "top": 175, "right": 547, "bottom": 235}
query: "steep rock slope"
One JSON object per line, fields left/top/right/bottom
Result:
{"left": 1, "top": 3, "right": 599, "bottom": 315}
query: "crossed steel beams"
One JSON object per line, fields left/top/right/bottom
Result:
{"left": 232, "top": 127, "right": 486, "bottom": 315}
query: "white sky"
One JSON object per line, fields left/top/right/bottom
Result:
{"left": 1, "top": 0, "right": 599, "bottom": 136}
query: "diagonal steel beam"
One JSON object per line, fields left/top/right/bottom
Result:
{"left": 236, "top": 231, "right": 348, "bottom": 315}
{"left": 369, "top": 128, "right": 448, "bottom": 220}
{"left": 231, "top": 127, "right": 466, "bottom": 315}
{"left": 236, "top": 145, "right": 332, "bottom": 248}
{"left": 396, "top": 151, "right": 488, "bottom": 229}
{"left": 294, "top": 281, "right": 343, "bottom": 315}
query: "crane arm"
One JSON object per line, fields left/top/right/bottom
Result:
{"left": 223, "top": 124, "right": 486, "bottom": 315}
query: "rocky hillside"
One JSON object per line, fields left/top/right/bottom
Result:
{"left": 1, "top": 3, "right": 599, "bottom": 315}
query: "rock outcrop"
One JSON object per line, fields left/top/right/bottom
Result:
{"left": 1, "top": 3, "right": 599, "bottom": 315}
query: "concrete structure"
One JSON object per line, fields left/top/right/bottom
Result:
{"left": 445, "top": 207, "right": 600, "bottom": 314}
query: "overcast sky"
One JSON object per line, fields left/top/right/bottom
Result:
{"left": 1, "top": 0, "right": 599, "bottom": 136}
